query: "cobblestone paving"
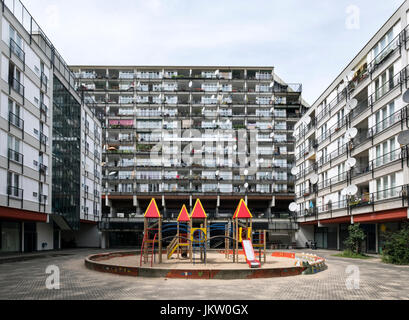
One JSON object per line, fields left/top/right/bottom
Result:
{"left": 0, "top": 249, "right": 408, "bottom": 300}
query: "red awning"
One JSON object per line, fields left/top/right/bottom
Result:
{"left": 0, "top": 207, "right": 47, "bottom": 222}
{"left": 354, "top": 208, "right": 408, "bottom": 224}
{"left": 319, "top": 216, "right": 351, "bottom": 225}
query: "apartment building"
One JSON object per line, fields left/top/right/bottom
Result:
{"left": 293, "top": 1, "right": 409, "bottom": 253}
{"left": 70, "top": 65, "right": 307, "bottom": 248}
{"left": 0, "top": 0, "right": 102, "bottom": 253}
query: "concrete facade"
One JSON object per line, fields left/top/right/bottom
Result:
{"left": 293, "top": 1, "right": 409, "bottom": 252}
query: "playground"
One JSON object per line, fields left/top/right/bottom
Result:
{"left": 85, "top": 199, "right": 327, "bottom": 279}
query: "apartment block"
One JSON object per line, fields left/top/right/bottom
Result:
{"left": 0, "top": 0, "right": 102, "bottom": 253}
{"left": 293, "top": 2, "right": 409, "bottom": 253}
{"left": 70, "top": 66, "right": 308, "bottom": 248}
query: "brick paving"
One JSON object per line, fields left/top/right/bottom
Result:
{"left": 0, "top": 249, "right": 408, "bottom": 300}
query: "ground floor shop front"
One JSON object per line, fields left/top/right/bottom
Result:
{"left": 296, "top": 208, "right": 409, "bottom": 254}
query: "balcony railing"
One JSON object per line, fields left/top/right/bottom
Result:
{"left": 39, "top": 194, "right": 48, "bottom": 204}
{"left": 368, "top": 108, "right": 403, "bottom": 137}
{"left": 318, "top": 172, "right": 348, "bottom": 190}
{"left": 40, "top": 102, "right": 48, "bottom": 115}
{"left": 368, "top": 31, "right": 402, "bottom": 75}
{"left": 8, "top": 148, "right": 23, "bottom": 164}
{"left": 9, "top": 38, "right": 25, "bottom": 62}
{"left": 374, "top": 70, "right": 401, "bottom": 102}
{"left": 10, "top": 77, "right": 25, "bottom": 97}
{"left": 8, "top": 112, "right": 24, "bottom": 129}
{"left": 317, "top": 199, "right": 348, "bottom": 214}
{"left": 7, "top": 186, "right": 23, "bottom": 199}
{"left": 41, "top": 72, "right": 48, "bottom": 88}
{"left": 40, "top": 133, "right": 48, "bottom": 145}
{"left": 318, "top": 144, "right": 348, "bottom": 167}
{"left": 39, "top": 163, "right": 48, "bottom": 173}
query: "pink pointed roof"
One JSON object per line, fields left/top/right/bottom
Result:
{"left": 233, "top": 199, "right": 253, "bottom": 220}
{"left": 177, "top": 205, "right": 191, "bottom": 222}
{"left": 190, "top": 199, "right": 207, "bottom": 219}
{"left": 144, "top": 198, "right": 161, "bottom": 219}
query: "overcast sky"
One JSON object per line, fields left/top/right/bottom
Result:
{"left": 21, "top": 0, "right": 404, "bottom": 104}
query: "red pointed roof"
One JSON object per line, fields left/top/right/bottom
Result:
{"left": 177, "top": 205, "right": 190, "bottom": 222}
{"left": 233, "top": 199, "right": 253, "bottom": 219}
{"left": 144, "top": 199, "right": 161, "bottom": 219}
{"left": 190, "top": 199, "right": 207, "bottom": 219}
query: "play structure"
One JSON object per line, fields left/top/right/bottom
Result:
{"left": 87, "top": 198, "right": 327, "bottom": 279}
{"left": 139, "top": 198, "right": 267, "bottom": 269}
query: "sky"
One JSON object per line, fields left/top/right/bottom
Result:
{"left": 21, "top": 0, "right": 405, "bottom": 104}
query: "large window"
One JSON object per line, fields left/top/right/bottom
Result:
{"left": 0, "top": 222, "right": 21, "bottom": 253}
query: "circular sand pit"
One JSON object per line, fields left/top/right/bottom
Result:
{"left": 85, "top": 251, "right": 327, "bottom": 279}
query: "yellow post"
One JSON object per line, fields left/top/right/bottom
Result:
{"left": 159, "top": 217, "right": 162, "bottom": 264}
{"left": 264, "top": 230, "right": 267, "bottom": 264}
{"left": 177, "top": 222, "right": 180, "bottom": 260}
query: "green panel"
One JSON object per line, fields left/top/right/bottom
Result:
{"left": 52, "top": 76, "right": 81, "bottom": 231}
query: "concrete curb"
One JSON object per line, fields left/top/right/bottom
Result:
{"left": 84, "top": 251, "right": 328, "bottom": 279}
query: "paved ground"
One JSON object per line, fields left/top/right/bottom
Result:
{"left": 0, "top": 249, "right": 408, "bottom": 300}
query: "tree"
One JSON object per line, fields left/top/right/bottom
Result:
{"left": 344, "top": 223, "right": 366, "bottom": 254}
{"left": 382, "top": 223, "right": 409, "bottom": 265}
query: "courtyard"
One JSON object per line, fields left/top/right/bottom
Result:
{"left": 0, "top": 249, "right": 408, "bottom": 300}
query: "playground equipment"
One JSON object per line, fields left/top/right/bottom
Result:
{"left": 189, "top": 199, "right": 208, "bottom": 264}
{"left": 166, "top": 205, "right": 190, "bottom": 260}
{"left": 232, "top": 199, "right": 262, "bottom": 268}
{"left": 140, "top": 198, "right": 267, "bottom": 269}
{"left": 140, "top": 198, "right": 162, "bottom": 266}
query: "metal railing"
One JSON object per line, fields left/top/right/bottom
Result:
{"left": 10, "top": 77, "right": 24, "bottom": 97}
{"left": 7, "top": 185, "right": 23, "bottom": 199}
{"left": 40, "top": 133, "right": 48, "bottom": 145}
{"left": 372, "top": 148, "right": 402, "bottom": 170}
{"left": 8, "top": 112, "right": 23, "bottom": 129}
{"left": 40, "top": 102, "right": 48, "bottom": 115}
{"left": 9, "top": 38, "right": 24, "bottom": 62}
{"left": 318, "top": 171, "right": 348, "bottom": 190}
{"left": 318, "top": 143, "right": 348, "bottom": 167}
{"left": 8, "top": 148, "right": 23, "bottom": 164}
{"left": 368, "top": 108, "right": 403, "bottom": 137}
{"left": 317, "top": 199, "right": 348, "bottom": 214}
{"left": 39, "top": 163, "right": 48, "bottom": 173}
{"left": 39, "top": 194, "right": 47, "bottom": 204}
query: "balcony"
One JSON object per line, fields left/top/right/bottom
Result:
{"left": 41, "top": 72, "right": 48, "bottom": 88}
{"left": 7, "top": 186, "right": 23, "bottom": 199}
{"left": 318, "top": 172, "right": 348, "bottom": 190}
{"left": 40, "top": 133, "right": 48, "bottom": 145}
{"left": 39, "top": 163, "right": 48, "bottom": 174}
{"left": 368, "top": 108, "right": 403, "bottom": 138}
{"left": 39, "top": 194, "right": 48, "bottom": 204}
{"left": 8, "top": 112, "right": 24, "bottom": 129}
{"left": 10, "top": 78, "right": 25, "bottom": 97}
{"left": 374, "top": 71, "right": 401, "bottom": 103}
{"left": 8, "top": 149, "right": 24, "bottom": 164}
{"left": 368, "top": 31, "right": 402, "bottom": 75}
{"left": 318, "top": 144, "right": 348, "bottom": 167}
{"left": 10, "top": 38, "right": 25, "bottom": 63}
{"left": 40, "top": 102, "right": 48, "bottom": 115}
{"left": 317, "top": 199, "right": 348, "bottom": 214}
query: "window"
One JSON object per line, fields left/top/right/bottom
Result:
{"left": 7, "top": 135, "right": 22, "bottom": 163}
{"left": 375, "top": 66, "right": 394, "bottom": 101}
{"left": 374, "top": 101, "right": 395, "bottom": 133}
{"left": 374, "top": 137, "right": 398, "bottom": 167}
{"left": 7, "top": 172, "right": 21, "bottom": 198}
{"left": 376, "top": 173, "right": 398, "bottom": 200}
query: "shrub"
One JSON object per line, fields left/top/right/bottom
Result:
{"left": 344, "top": 223, "right": 366, "bottom": 254}
{"left": 382, "top": 224, "right": 409, "bottom": 265}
